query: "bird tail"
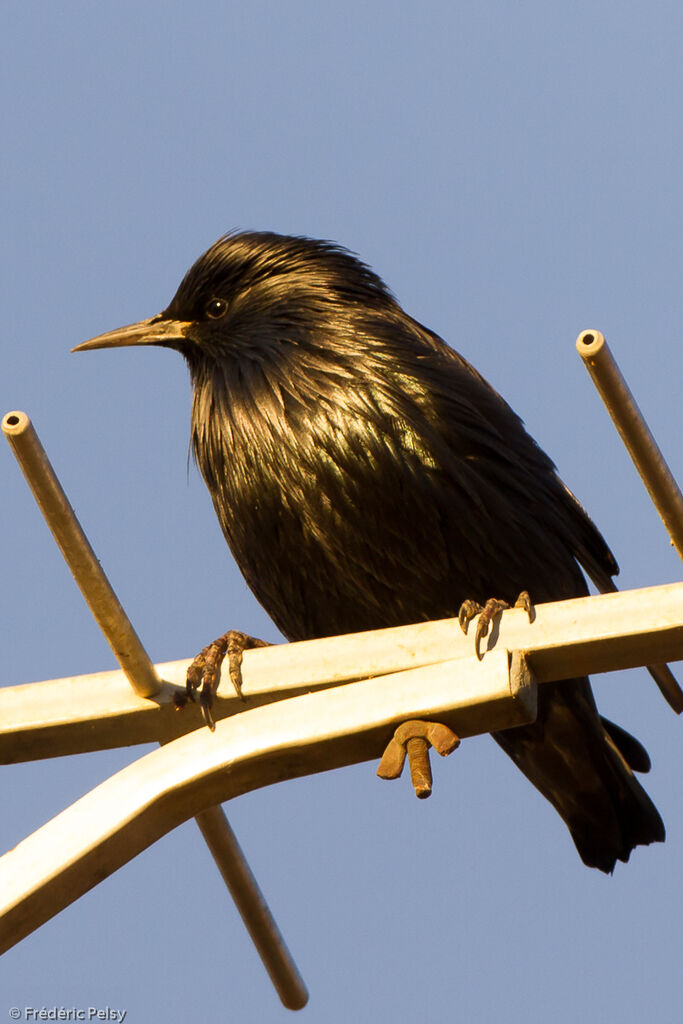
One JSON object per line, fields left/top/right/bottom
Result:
{"left": 493, "top": 678, "right": 665, "bottom": 873}
{"left": 564, "top": 722, "right": 665, "bottom": 873}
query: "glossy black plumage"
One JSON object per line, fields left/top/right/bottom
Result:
{"left": 78, "top": 231, "right": 665, "bottom": 872}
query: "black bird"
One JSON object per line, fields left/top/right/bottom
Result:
{"left": 75, "top": 231, "right": 665, "bottom": 873}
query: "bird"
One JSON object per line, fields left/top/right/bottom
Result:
{"left": 74, "top": 230, "right": 665, "bottom": 873}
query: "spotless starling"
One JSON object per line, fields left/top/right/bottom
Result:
{"left": 75, "top": 231, "right": 665, "bottom": 872}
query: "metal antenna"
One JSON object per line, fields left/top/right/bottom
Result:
{"left": 1, "top": 331, "right": 680, "bottom": 1006}
{"left": 2, "top": 411, "right": 308, "bottom": 1011}
{"left": 577, "top": 331, "right": 683, "bottom": 712}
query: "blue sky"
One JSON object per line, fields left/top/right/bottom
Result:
{"left": 1, "top": 3, "right": 681, "bottom": 1022}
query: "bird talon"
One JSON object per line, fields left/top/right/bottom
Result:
{"left": 514, "top": 590, "right": 534, "bottom": 622}
{"left": 185, "top": 657, "right": 205, "bottom": 702}
{"left": 200, "top": 691, "right": 216, "bottom": 732}
{"left": 184, "top": 630, "right": 270, "bottom": 729}
{"left": 458, "top": 599, "right": 482, "bottom": 635}
{"left": 460, "top": 594, "right": 532, "bottom": 659}
{"left": 474, "top": 615, "right": 489, "bottom": 661}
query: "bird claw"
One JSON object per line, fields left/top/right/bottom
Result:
{"left": 514, "top": 590, "right": 533, "bottom": 620}
{"left": 458, "top": 599, "right": 482, "bottom": 635}
{"left": 459, "top": 591, "right": 533, "bottom": 660}
{"left": 377, "top": 720, "right": 460, "bottom": 798}
{"left": 185, "top": 630, "right": 270, "bottom": 731}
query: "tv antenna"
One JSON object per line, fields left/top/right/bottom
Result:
{"left": 1, "top": 332, "right": 681, "bottom": 1009}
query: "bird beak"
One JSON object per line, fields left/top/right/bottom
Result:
{"left": 72, "top": 316, "right": 192, "bottom": 353}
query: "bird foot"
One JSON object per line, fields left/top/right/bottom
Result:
{"left": 185, "top": 630, "right": 270, "bottom": 731}
{"left": 458, "top": 591, "right": 533, "bottom": 660}
{"left": 377, "top": 720, "right": 460, "bottom": 798}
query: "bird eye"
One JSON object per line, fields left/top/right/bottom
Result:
{"left": 205, "top": 297, "right": 228, "bottom": 319}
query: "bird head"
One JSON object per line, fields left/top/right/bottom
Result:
{"left": 73, "top": 231, "right": 395, "bottom": 371}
